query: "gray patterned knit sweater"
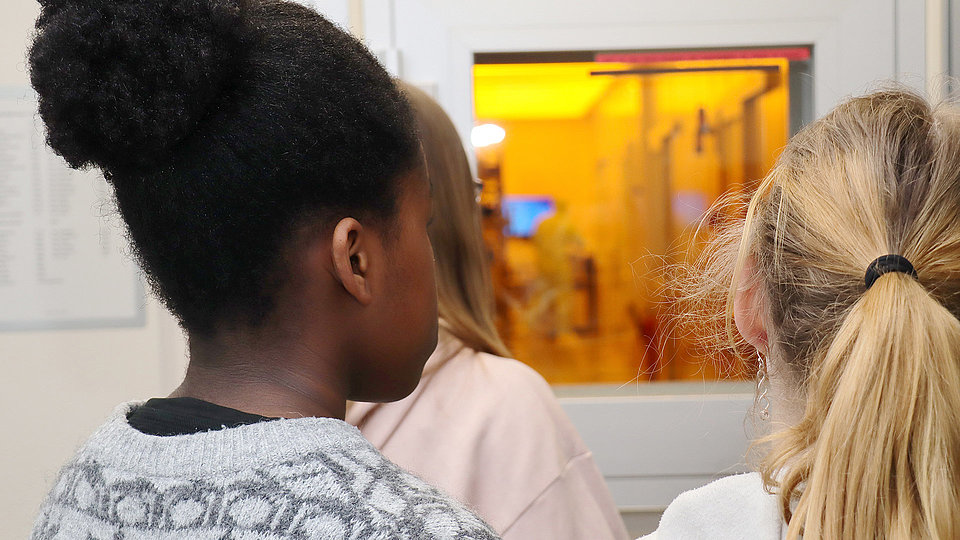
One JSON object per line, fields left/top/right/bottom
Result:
{"left": 32, "top": 402, "right": 500, "bottom": 539}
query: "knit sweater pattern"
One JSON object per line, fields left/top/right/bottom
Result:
{"left": 32, "top": 403, "right": 500, "bottom": 539}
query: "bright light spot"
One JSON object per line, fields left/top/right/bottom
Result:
{"left": 471, "top": 123, "right": 506, "bottom": 148}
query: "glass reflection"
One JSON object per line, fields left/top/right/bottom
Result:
{"left": 474, "top": 50, "right": 805, "bottom": 385}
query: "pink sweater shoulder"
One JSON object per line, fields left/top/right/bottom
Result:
{"left": 347, "top": 342, "right": 628, "bottom": 540}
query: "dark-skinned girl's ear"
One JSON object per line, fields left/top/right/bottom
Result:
{"left": 331, "top": 217, "right": 373, "bottom": 305}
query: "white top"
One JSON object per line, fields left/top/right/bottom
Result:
{"left": 347, "top": 334, "right": 629, "bottom": 540}
{"left": 32, "top": 402, "right": 500, "bottom": 539}
{"left": 641, "top": 473, "right": 786, "bottom": 540}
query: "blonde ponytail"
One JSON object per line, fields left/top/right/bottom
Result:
{"left": 773, "top": 272, "right": 960, "bottom": 538}
{"left": 683, "top": 89, "right": 960, "bottom": 539}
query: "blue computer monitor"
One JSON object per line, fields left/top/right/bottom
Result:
{"left": 503, "top": 196, "right": 556, "bottom": 238}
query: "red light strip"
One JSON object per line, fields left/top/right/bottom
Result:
{"left": 595, "top": 47, "right": 811, "bottom": 64}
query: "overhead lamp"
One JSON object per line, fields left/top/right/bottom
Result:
{"left": 471, "top": 123, "right": 506, "bottom": 148}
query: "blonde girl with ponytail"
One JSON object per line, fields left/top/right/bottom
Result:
{"left": 644, "top": 90, "right": 960, "bottom": 539}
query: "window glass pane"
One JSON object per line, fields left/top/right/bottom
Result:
{"left": 474, "top": 49, "right": 808, "bottom": 385}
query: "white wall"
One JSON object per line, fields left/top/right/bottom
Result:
{"left": 0, "top": 3, "right": 188, "bottom": 538}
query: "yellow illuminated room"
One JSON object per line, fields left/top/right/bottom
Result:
{"left": 473, "top": 50, "right": 802, "bottom": 385}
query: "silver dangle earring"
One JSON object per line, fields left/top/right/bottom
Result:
{"left": 756, "top": 352, "right": 771, "bottom": 421}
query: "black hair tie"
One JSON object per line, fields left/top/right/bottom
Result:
{"left": 864, "top": 254, "right": 918, "bottom": 289}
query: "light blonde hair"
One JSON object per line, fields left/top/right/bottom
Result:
{"left": 687, "top": 90, "right": 960, "bottom": 538}
{"left": 400, "top": 82, "right": 510, "bottom": 358}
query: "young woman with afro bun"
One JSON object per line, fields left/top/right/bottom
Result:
{"left": 28, "top": 0, "right": 499, "bottom": 538}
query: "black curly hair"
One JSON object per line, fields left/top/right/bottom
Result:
{"left": 29, "top": 0, "right": 420, "bottom": 335}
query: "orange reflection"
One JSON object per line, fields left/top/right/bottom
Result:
{"left": 474, "top": 55, "right": 790, "bottom": 385}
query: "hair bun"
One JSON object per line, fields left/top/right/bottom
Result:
{"left": 30, "top": 0, "right": 247, "bottom": 173}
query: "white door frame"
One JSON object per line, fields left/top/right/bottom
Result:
{"left": 363, "top": 0, "right": 924, "bottom": 147}
{"left": 322, "top": 0, "right": 925, "bottom": 515}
